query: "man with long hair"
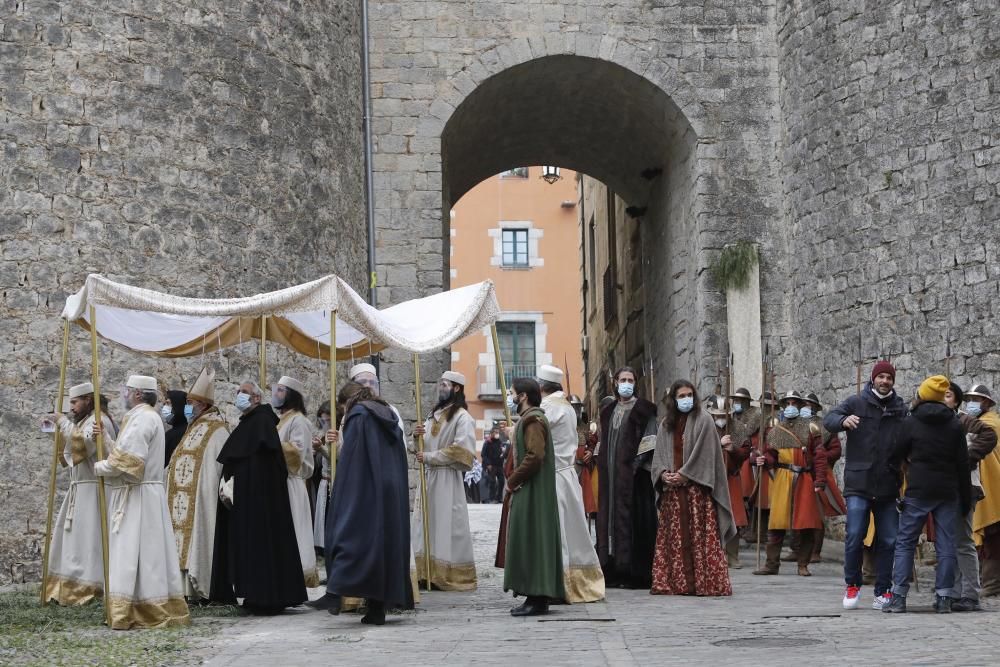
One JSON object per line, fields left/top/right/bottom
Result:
{"left": 596, "top": 366, "right": 658, "bottom": 589}
{"left": 321, "top": 382, "right": 414, "bottom": 625}
{"left": 649, "top": 380, "right": 733, "bottom": 596}
{"left": 411, "top": 371, "right": 478, "bottom": 590}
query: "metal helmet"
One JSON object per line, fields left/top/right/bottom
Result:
{"left": 568, "top": 394, "right": 584, "bottom": 406}
{"left": 965, "top": 384, "right": 994, "bottom": 405}
{"left": 803, "top": 392, "right": 823, "bottom": 411}
{"left": 705, "top": 394, "right": 728, "bottom": 416}
{"left": 729, "top": 387, "right": 753, "bottom": 401}
{"left": 778, "top": 390, "right": 802, "bottom": 406}
{"left": 759, "top": 390, "right": 779, "bottom": 406}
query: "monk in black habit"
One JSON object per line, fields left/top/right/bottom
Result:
{"left": 210, "top": 382, "right": 307, "bottom": 613}
{"left": 322, "top": 382, "right": 413, "bottom": 625}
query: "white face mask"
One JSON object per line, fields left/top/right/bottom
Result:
{"left": 715, "top": 418, "right": 727, "bottom": 429}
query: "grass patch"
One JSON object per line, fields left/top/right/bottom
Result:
{"left": 0, "top": 586, "right": 237, "bottom": 666}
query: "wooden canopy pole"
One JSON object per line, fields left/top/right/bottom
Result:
{"left": 88, "top": 306, "right": 112, "bottom": 626}
{"left": 259, "top": 315, "right": 268, "bottom": 387}
{"left": 329, "top": 311, "right": 338, "bottom": 492}
{"left": 490, "top": 325, "right": 512, "bottom": 427}
{"left": 40, "top": 320, "right": 70, "bottom": 604}
{"left": 413, "top": 353, "right": 432, "bottom": 590}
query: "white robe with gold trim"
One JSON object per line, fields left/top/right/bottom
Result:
{"left": 278, "top": 410, "right": 319, "bottom": 587}
{"left": 95, "top": 403, "right": 189, "bottom": 629}
{"left": 165, "top": 408, "right": 229, "bottom": 600}
{"left": 411, "top": 406, "right": 477, "bottom": 591}
{"left": 44, "top": 413, "right": 114, "bottom": 605}
{"left": 542, "top": 392, "right": 606, "bottom": 603}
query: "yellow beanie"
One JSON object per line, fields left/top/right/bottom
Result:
{"left": 918, "top": 375, "right": 949, "bottom": 402}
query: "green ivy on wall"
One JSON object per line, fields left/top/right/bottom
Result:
{"left": 710, "top": 241, "right": 759, "bottom": 291}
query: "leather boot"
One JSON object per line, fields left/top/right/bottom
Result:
{"left": 726, "top": 537, "right": 742, "bottom": 569}
{"left": 782, "top": 530, "right": 801, "bottom": 561}
{"left": 797, "top": 530, "right": 815, "bottom": 576}
{"left": 981, "top": 559, "right": 1000, "bottom": 598}
{"left": 811, "top": 527, "right": 824, "bottom": 563}
{"left": 753, "top": 542, "right": 781, "bottom": 575}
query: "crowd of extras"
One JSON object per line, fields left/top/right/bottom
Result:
{"left": 41, "top": 358, "right": 1000, "bottom": 630}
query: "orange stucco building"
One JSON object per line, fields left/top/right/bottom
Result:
{"left": 449, "top": 167, "right": 585, "bottom": 441}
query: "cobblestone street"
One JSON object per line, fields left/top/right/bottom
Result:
{"left": 192, "top": 504, "right": 1000, "bottom": 666}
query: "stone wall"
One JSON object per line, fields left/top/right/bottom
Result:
{"left": 0, "top": 0, "right": 366, "bottom": 581}
{"left": 777, "top": 0, "right": 1000, "bottom": 405}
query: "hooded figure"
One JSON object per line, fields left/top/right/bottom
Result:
{"left": 324, "top": 385, "right": 414, "bottom": 625}
{"left": 163, "top": 390, "right": 188, "bottom": 466}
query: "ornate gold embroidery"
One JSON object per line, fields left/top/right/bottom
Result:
{"left": 43, "top": 573, "right": 103, "bottom": 606}
{"left": 440, "top": 444, "right": 474, "bottom": 468}
{"left": 413, "top": 555, "right": 477, "bottom": 591}
{"left": 107, "top": 448, "right": 145, "bottom": 479}
{"left": 431, "top": 417, "right": 442, "bottom": 437}
{"left": 108, "top": 594, "right": 190, "bottom": 630}
{"left": 282, "top": 441, "right": 303, "bottom": 475}
{"left": 563, "top": 565, "right": 606, "bottom": 603}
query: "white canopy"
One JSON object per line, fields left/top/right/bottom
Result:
{"left": 61, "top": 274, "right": 501, "bottom": 359}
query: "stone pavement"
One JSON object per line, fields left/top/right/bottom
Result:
{"left": 193, "top": 504, "right": 1000, "bottom": 666}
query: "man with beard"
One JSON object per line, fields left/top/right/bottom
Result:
{"left": 412, "top": 371, "right": 478, "bottom": 590}
{"left": 596, "top": 366, "right": 658, "bottom": 589}
{"left": 165, "top": 367, "right": 229, "bottom": 603}
{"left": 210, "top": 381, "right": 306, "bottom": 614}
{"left": 44, "top": 382, "right": 115, "bottom": 606}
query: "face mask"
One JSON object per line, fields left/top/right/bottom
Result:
{"left": 966, "top": 402, "right": 983, "bottom": 418}
{"left": 715, "top": 418, "right": 727, "bottom": 429}
{"left": 438, "top": 389, "right": 452, "bottom": 403}
{"left": 617, "top": 382, "right": 635, "bottom": 398}
{"left": 733, "top": 403, "right": 744, "bottom": 414}
{"left": 677, "top": 397, "right": 694, "bottom": 413}
{"left": 783, "top": 405, "right": 800, "bottom": 420}
{"left": 506, "top": 395, "right": 518, "bottom": 413}
{"left": 319, "top": 417, "right": 331, "bottom": 430}
{"left": 234, "top": 392, "right": 252, "bottom": 412}
{"left": 184, "top": 404, "right": 195, "bottom": 422}
{"left": 800, "top": 407, "right": 813, "bottom": 420}
{"left": 161, "top": 405, "right": 173, "bottom": 421}
{"left": 271, "top": 387, "right": 285, "bottom": 408}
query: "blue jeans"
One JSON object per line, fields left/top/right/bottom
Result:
{"left": 891, "top": 497, "right": 959, "bottom": 598}
{"left": 844, "top": 496, "right": 898, "bottom": 595}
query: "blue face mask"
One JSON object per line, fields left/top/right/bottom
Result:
{"left": 733, "top": 403, "right": 744, "bottom": 414}
{"left": 783, "top": 405, "right": 800, "bottom": 420}
{"left": 506, "top": 395, "right": 518, "bottom": 414}
{"left": 676, "top": 397, "right": 694, "bottom": 413}
{"left": 617, "top": 382, "right": 635, "bottom": 398}
{"left": 161, "top": 405, "right": 173, "bottom": 421}
{"left": 234, "top": 392, "right": 252, "bottom": 412}
{"left": 184, "top": 404, "right": 195, "bottom": 422}
{"left": 966, "top": 401, "right": 983, "bottom": 418}
{"left": 800, "top": 407, "right": 813, "bottom": 420}
{"left": 271, "top": 387, "right": 285, "bottom": 408}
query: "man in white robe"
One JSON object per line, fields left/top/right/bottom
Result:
{"left": 412, "top": 370, "right": 478, "bottom": 591}
{"left": 165, "top": 367, "right": 229, "bottom": 601}
{"left": 44, "top": 382, "right": 115, "bottom": 606}
{"left": 93, "top": 374, "right": 189, "bottom": 629}
{"left": 274, "top": 374, "right": 320, "bottom": 587}
{"left": 538, "top": 365, "right": 606, "bottom": 602}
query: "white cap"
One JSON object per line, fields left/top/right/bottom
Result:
{"left": 441, "top": 370, "right": 466, "bottom": 386}
{"left": 187, "top": 367, "right": 216, "bottom": 404}
{"left": 349, "top": 363, "right": 377, "bottom": 379}
{"left": 537, "top": 364, "right": 564, "bottom": 384}
{"left": 278, "top": 375, "right": 305, "bottom": 395}
{"left": 69, "top": 382, "right": 94, "bottom": 398}
{"left": 126, "top": 375, "right": 158, "bottom": 391}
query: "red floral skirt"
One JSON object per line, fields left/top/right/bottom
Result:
{"left": 651, "top": 484, "right": 732, "bottom": 596}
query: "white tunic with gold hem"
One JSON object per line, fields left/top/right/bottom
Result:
{"left": 278, "top": 410, "right": 320, "bottom": 587}
{"left": 96, "top": 403, "right": 189, "bottom": 630}
{"left": 44, "top": 413, "right": 114, "bottom": 606}
{"left": 542, "top": 392, "right": 606, "bottom": 603}
{"left": 165, "top": 407, "right": 229, "bottom": 600}
{"left": 411, "top": 406, "right": 477, "bottom": 591}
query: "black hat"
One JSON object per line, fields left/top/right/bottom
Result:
{"left": 949, "top": 382, "right": 964, "bottom": 406}
{"left": 778, "top": 390, "right": 802, "bottom": 406}
{"left": 759, "top": 390, "right": 778, "bottom": 406}
{"left": 965, "top": 384, "right": 994, "bottom": 405}
{"left": 730, "top": 387, "right": 753, "bottom": 400}
{"left": 803, "top": 392, "right": 822, "bottom": 411}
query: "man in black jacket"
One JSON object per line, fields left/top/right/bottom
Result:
{"left": 482, "top": 427, "right": 506, "bottom": 503}
{"left": 825, "top": 360, "right": 907, "bottom": 611}
{"left": 882, "top": 375, "right": 972, "bottom": 614}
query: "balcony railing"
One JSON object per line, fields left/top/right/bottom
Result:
{"left": 475, "top": 363, "right": 538, "bottom": 400}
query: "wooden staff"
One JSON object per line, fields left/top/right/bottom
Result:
{"left": 491, "top": 325, "right": 512, "bottom": 427}
{"left": 855, "top": 331, "right": 863, "bottom": 395}
{"left": 756, "top": 342, "right": 768, "bottom": 571}
{"left": 413, "top": 353, "right": 432, "bottom": 590}
{"left": 945, "top": 339, "right": 952, "bottom": 379}
{"left": 328, "top": 311, "right": 337, "bottom": 494}
{"left": 40, "top": 321, "right": 70, "bottom": 604}
{"left": 88, "top": 306, "right": 111, "bottom": 626}
{"left": 259, "top": 315, "right": 268, "bottom": 387}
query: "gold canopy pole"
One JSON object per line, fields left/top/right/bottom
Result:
{"left": 88, "top": 306, "right": 112, "bottom": 627}
{"left": 413, "top": 353, "right": 432, "bottom": 590}
{"left": 40, "top": 321, "right": 70, "bottom": 604}
{"left": 259, "top": 315, "right": 268, "bottom": 387}
{"left": 490, "top": 325, "right": 512, "bottom": 427}
{"left": 329, "top": 311, "right": 338, "bottom": 493}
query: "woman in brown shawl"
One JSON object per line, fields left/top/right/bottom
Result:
{"left": 649, "top": 380, "right": 735, "bottom": 596}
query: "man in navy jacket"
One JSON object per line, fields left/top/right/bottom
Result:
{"left": 825, "top": 360, "right": 907, "bottom": 611}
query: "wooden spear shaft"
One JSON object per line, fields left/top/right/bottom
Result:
{"left": 40, "top": 321, "right": 70, "bottom": 604}
{"left": 88, "top": 306, "right": 111, "bottom": 627}
{"left": 413, "top": 354, "right": 432, "bottom": 590}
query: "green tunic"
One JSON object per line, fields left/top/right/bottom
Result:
{"left": 503, "top": 407, "right": 565, "bottom": 599}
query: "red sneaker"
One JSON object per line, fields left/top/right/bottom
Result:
{"left": 842, "top": 585, "right": 862, "bottom": 610}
